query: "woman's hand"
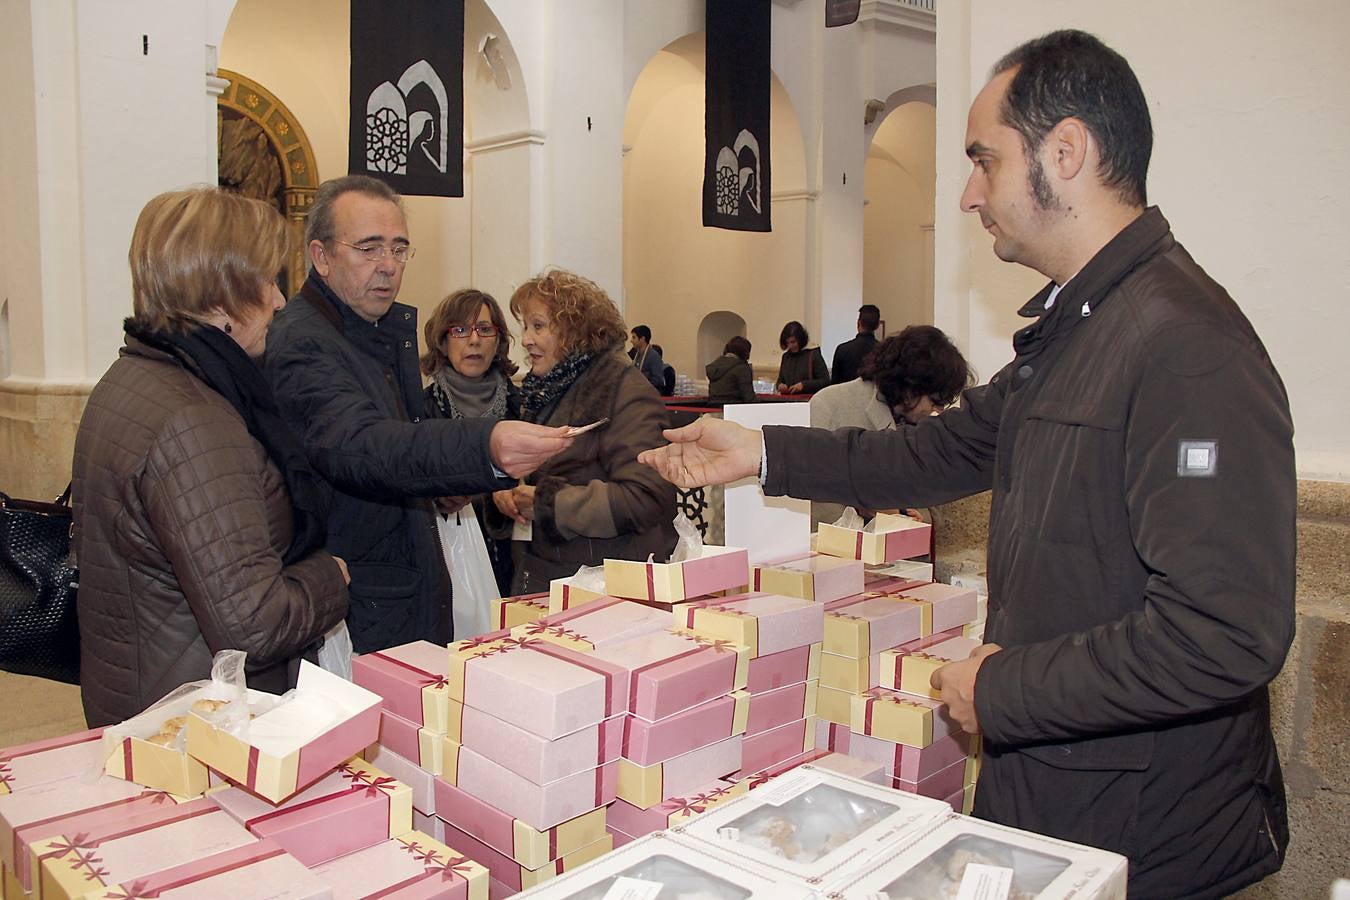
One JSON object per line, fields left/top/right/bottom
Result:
{"left": 493, "top": 489, "right": 524, "bottom": 524}
{"left": 512, "top": 484, "right": 537, "bottom": 521}
{"left": 776, "top": 382, "right": 788, "bottom": 394}
{"left": 332, "top": 556, "right": 351, "bottom": 585}
{"left": 787, "top": 382, "right": 804, "bottom": 394}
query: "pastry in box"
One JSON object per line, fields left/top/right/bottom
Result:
{"left": 437, "top": 818, "right": 611, "bottom": 893}
{"left": 379, "top": 709, "right": 443, "bottom": 775}
{"left": 606, "top": 780, "right": 748, "bottom": 838}
{"left": 616, "top": 735, "right": 743, "bottom": 809}
{"left": 619, "top": 690, "right": 749, "bottom": 767}
{"left": 745, "top": 642, "right": 820, "bottom": 694}
{"left": 449, "top": 701, "right": 623, "bottom": 785}
{"left": 819, "top": 813, "right": 1128, "bottom": 900}
{"left": 823, "top": 593, "right": 927, "bottom": 657}
{"left": 352, "top": 640, "right": 454, "bottom": 732}
{"left": 677, "top": 592, "right": 825, "bottom": 658}
{"left": 207, "top": 756, "right": 411, "bottom": 867}
{"left": 509, "top": 831, "right": 813, "bottom": 900}
{"left": 750, "top": 553, "right": 864, "bottom": 603}
{"left": 441, "top": 739, "right": 616, "bottom": 832}
{"left": 673, "top": 767, "right": 948, "bottom": 884}
{"left": 511, "top": 596, "right": 670, "bottom": 652}
{"left": 0, "top": 775, "right": 148, "bottom": 886}
{"left": 184, "top": 662, "right": 382, "bottom": 804}
{"left": 746, "top": 679, "right": 817, "bottom": 736}
{"left": 433, "top": 777, "right": 606, "bottom": 871}
{"left": 880, "top": 633, "right": 982, "bottom": 699}
{"left": 89, "top": 839, "right": 327, "bottom": 900}
{"left": 445, "top": 633, "right": 629, "bottom": 740}
{"left": 592, "top": 628, "right": 746, "bottom": 722}
{"left": 0, "top": 730, "right": 105, "bottom": 797}
{"left": 490, "top": 593, "right": 549, "bottom": 630}
{"left": 849, "top": 687, "right": 958, "bottom": 748}
{"left": 735, "top": 716, "right": 814, "bottom": 778}
{"left": 603, "top": 545, "right": 749, "bottom": 604}
{"left": 817, "top": 512, "right": 931, "bottom": 564}
{"left": 310, "top": 830, "right": 489, "bottom": 900}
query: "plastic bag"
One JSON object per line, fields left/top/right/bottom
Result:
{"left": 569, "top": 564, "right": 606, "bottom": 591}
{"left": 668, "top": 513, "right": 705, "bottom": 563}
{"left": 438, "top": 506, "right": 496, "bottom": 639}
{"left": 317, "top": 620, "right": 353, "bottom": 681}
{"left": 831, "top": 507, "right": 866, "bottom": 530}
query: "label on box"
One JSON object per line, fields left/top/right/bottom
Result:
{"left": 603, "top": 876, "right": 664, "bottom": 900}
{"left": 754, "top": 773, "right": 815, "bottom": 807}
{"left": 955, "top": 863, "right": 1014, "bottom": 900}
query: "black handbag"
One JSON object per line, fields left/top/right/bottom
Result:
{"left": 0, "top": 485, "right": 80, "bottom": 683}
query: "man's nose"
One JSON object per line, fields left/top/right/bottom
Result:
{"left": 960, "top": 174, "right": 982, "bottom": 213}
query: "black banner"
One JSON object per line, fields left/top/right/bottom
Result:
{"left": 703, "top": 0, "right": 771, "bottom": 232}
{"left": 349, "top": 0, "right": 464, "bottom": 197}
{"left": 825, "top": 0, "right": 861, "bottom": 27}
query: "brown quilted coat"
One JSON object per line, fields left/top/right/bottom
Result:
{"left": 72, "top": 337, "right": 348, "bottom": 727}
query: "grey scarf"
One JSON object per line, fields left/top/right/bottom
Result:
{"left": 430, "top": 366, "right": 509, "bottom": 420}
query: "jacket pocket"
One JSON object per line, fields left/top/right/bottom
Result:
{"left": 1021, "top": 729, "right": 1154, "bottom": 772}
{"left": 345, "top": 562, "right": 421, "bottom": 648}
{"left": 1013, "top": 409, "right": 1127, "bottom": 548}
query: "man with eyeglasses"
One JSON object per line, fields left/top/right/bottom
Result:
{"left": 266, "top": 174, "right": 573, "bottom": 653}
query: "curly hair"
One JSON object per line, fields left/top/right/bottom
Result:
{"left": 779, "top": 320, "right": 809, "bottom": 351}
{"left": 509, "top": 269, "right": 627, "bottom": 358}
{"left": 859, "top": 325, "right": 973, "bottom": 412}
{"left": 420, "top": 287, "right": 518, "bottom": 377}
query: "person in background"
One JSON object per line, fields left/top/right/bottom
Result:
{"left": 73, "top": 187, "right": 349, "bottom": 726}
{"left": 421, "top": 288, "right": 521, "bottom": 596}
{"left": 829, "top": 303, "right": 882, "bottom": 385}
{"left": 706, "top": 335, "right": 756, "bottom": 404}
{"left": 629, "top": 324, "right": 665, "bottom": 392}
{"left": 775, "top": 320, "right": 830, "bottom": 394}
{"left": 651, "top": 344, "right": 677, "bottom": 397}
{"left": 500, "top": 270, "right": 677, "bottom": 592}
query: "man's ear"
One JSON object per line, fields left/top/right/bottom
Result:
{"left": 1048, "top": 117, "right": 1089, "bottom": 181}
{"left": 309, "top": 239, "right": 331, "bottom": 278}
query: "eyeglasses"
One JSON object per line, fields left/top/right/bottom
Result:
{"left": 333, "top": 239, "right": 416, "bottom": 264}
{"left": 448, "top": 323, "right": 500, "bottom": 339}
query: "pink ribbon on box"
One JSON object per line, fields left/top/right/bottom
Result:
{"left": 0, "top": 761, "right": 14, "bottom": 791}
{"left": 0, "top": 729, "right": 104, "bottom": 764}
{"left": 625, "top": 641, "right": 721, "bottom": 717}
{"left": 753, "top": 568, "right": 762, "bottom": 591}
{"left": 22, "top": 792, "right": 172, "bottom": 872}
{"left": 645, "top": 565, "right": 656, "bottom": 603}
{"left": 363, "top": 839, "right": 478, "bottom": 897}
{"left": 661, "top": 793, "right": 712, "bottom": 818}
{"left": 520, "top": 623, "right": 584, "bottom": 642}
{"left": 545, "top": 595, "right": 620, "bottom": 627}
{"left": 368, "top": 652, "right": 449, "bottom": 690}
{"left": 243, "top": 780, "right": 394, "bottom": 828}
{"left": 854, "top": 532, "right": 865, "bottom": 559}
{"left": 121, "top": 737, "right": 134, "bottom": 780}
{"left": 100, "top": 844, "right": 289, "bottom": 899}
{"left": 337, "top": 762, "right": 401, "bottom": 794}
{"left": 515, "top": 639, "right": 621, "bottom": 717}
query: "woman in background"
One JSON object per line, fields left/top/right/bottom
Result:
{"left": 73, "top": 187, "right": 348, "bottom": 727}
{"left": 775, "top": 320, "right": 830, "bottom": 394}
{"left": 706, "top": 335, "right": 756, "bottom": 404}
{"left": 500, "top": 269, "right": 676, "bottom": 592}
{"left": 421, "top": 288, "right": 520, "bottom": 595}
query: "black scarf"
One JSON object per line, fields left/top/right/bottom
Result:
{"left": 519, "top": 351, "right": 595, "bottom": 421}
{"left": 124, "top": 318, "right": 328, "bottom": 565}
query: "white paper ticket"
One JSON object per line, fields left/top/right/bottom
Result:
{"left": 565, "top": 417, "right": 610, "bottom": 437}
{"left": 601, "top": 876, "right": 665, "bottom": 900}
{"left": 955, "top": 863, "right": 1015, "bottom": 900}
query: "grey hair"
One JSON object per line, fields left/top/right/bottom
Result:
{"left": 304, "top": 175, "right": 404, "bottom": 267}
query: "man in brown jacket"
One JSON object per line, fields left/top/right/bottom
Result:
{"left": 641, "top": 31, "right": 1294, "bottom": 898}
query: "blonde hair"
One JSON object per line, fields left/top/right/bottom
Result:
{"left": 128, "top": 187, "right": 289, "bottom": 332}
{"left": 421, "top": 287, "right": 518, "bottom": 377}
{"left": 509, "top": 269, "right": 626, "bottom": 358}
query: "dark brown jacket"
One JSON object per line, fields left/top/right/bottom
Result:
{"left": 764, "top": 209, "right": 1294, "bottom": 899}
{"left": 513, "top": 350, "right": 678, "bottom": 591}
{"left": 73, "top": 337, "right": 348, "bottom": 727}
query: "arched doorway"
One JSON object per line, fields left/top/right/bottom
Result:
{"left": 697, "top": 310, "right": 747, "bottom": 378}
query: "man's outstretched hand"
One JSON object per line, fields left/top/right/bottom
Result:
{"left": 637, "top": 416, "right": 763, "bottom": 488}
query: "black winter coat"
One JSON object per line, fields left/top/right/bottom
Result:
{"left": 763, "top": 208, "right": 1294, "bottom": 899}
{"left": 266, "top": 274, "right": 513, "bottom": 652}
{"left": 829, "top": 331, "right": 878, "bottom": 385}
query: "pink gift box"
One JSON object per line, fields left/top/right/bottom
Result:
{"left": 603, "top": 546, "right": 750, "bottom": 604}
{"left": 487, "top": 876, "right": 515, "bottom": 899}
{"left": 745, "top": 643, "right": 820, "bottom": 694}
{"left": 735, "top": 716, "right": 814, "bottom": 778}
{"left": 815, "top": 720, "right": 852, "bottom": 754}
{"left": 616, "top": 735, "right": 743, "bottom": 810}
{"left": 620, "top": 691, "right": 749, "bottom": 767}
{"left": 678, "top": 593, "right": 825, "bottom": 658}
{"left": 605, "top": 824, "right": 638, "bottom": 848}
{"left": 353, "top": 641, "right": 452, "bottom": 731}
{"left": 367, "top": 743, "right": 436, "bottom": 816}
{"left": 432, "top": 777, "right": 607, "bottom": 871}
{"left": 751, "top": 554, "right": 864, "bottom": 603}
{"left": 746, "top": 680, "right": 817, "bottom": 736}
{"left": 436, "top": 818, "right": 612, "bottom": 893}
{"left": 895, "top": 581, "right": 980, "bottom": 633}
{"left": 0, "top": 773, "right": 147, "bottom": 879}
{"left": 453, "top": 703, "right": 623, "bottom": 785}
{"left": 380, "top": 710, "right": 442, "bottom": 774}
{"left": 735, "top": 748, "right": 833, "bottom": 789}
{"left": 208, "top": 758, "right": 410, "bottom": 867}
{"left": 512, "top": 597, "right": 671, "bottom": 651}
{"left": 448, "top": 635, "right": 630, "bottom": 739}
{"left": 310, "top": 831, "right": 489, "bottom": 900}
{"left": 847, "top": 729, "right": 975, "bottom": 783}
{"left": 879, "top": 633, "right": 981, "bottom": 698}
{"left": 818, "top": 513, "right": 931, "bottom": 564}
{"left": 606, "top": 779, "right": 748, "bottom": 838}
{"left": 0, "top": 729, "right": 105, "bottom": 797}
{"left": 850, "top": 687, "right": 958, "bottom": 748}
{"left": 892, "top": 756, "right": 968, "bottom": 800}
{"left": 443, "top": 741, "right": 615, "bottom": 832}
{"left": 810, "top": 752, "right": 888, "bottom": 785}
{"left": 823, "top": 593, "right": 926, "bottom": 657}
{"left": 594, "top": 629, "right": 747, "bottom": 722}
{"left": 97, "top": 839, "right": 327, "bottom": 900}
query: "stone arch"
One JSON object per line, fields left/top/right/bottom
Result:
{"left": 216, "top": 69, "right": 319, "bottom": 295}
{"left": 697, "top": 311, "right": 748, "bottom": 374}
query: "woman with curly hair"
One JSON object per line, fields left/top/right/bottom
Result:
{"left": 500, "top": 269, "right": 677, "bottom": 592}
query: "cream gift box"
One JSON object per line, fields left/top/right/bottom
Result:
{"left": 379, "top": 709, "right": 443, "bottom": 776}
{"left": 619, "top": 691, "right": 749, "bottom": 767}
{"left": 353, "top": 641, "right": 453, "bottom": 733}
{"left": 310, "top": 830, "right": 489, "bottom": 900}
{"left": 746, "top": 679, "right": 817, "bottom": 736}
{"left": 592, "top": 628, "right": 747, "bottom": 722}
{"left": 437, "top": 818, "right": 611, "bottom": 894}
{"left": 447, "top": 701, "right": 623, "bottom": 785}
{"left": 672, "top": 767, "right": 949, "bottom": 885}
{"left": 365, "top": 743, "right": 436, "bottom": 816}
{"left": 441, "top": 739, "right": 616, "bottom": 832}
{"left": 33, "top": 796, "right": 256, "bottom": 900}
{"left": 823, "top": 593, "right": 926, "bottom": 657}
{"left": 511, "top": 831, "right": 815, "bottom": 900}
{"left": 184, "top": 662, "right": 382, "bottom": 804}
{"left": 880, "top": 633, "right": 982, "bottom": 699}
{"left": 208, "top": 756, "right": 411, "bottom": 867}
{"left": 490, "top": 593, "right": 549, "bottom": 630}
{"left": 607, "top": 780, "right": 749, "bottom": 838}
{"left": 102, "top": 695, "right": 210, "bottom": 798}
{"left": 546, "top": 575, "right": 607, "bottom": 615}
{"left": 603, "top": 545, "right": 749, "bottom": 603}
{"left": 1, "top": 775, "right": 147, "bottom": 883}
{"left": 849, "top": 687, "right": 959, "bottom": 748}
{"left": 847, "top": 729, "right": 977, "bottom": 784}
{"left": 510, "top": 596, "right": 671, "bottom": 652}
{"left": 819, "top": 814, "right": 1128, "bottom": 900}
{"left": 615, "top": 735, "right": 743, "bottom": 810}
{"left": 814, "top": 684, "right": 856, "bottom": 727}
{"left": 750, "top": 554, "right": 863, "bottom": 603}
{"left": 677, "top": 593, "right": 825, "bottom": 658}
{"left": 817, "top": 512, "right": 931, "bottom": 564}
{"left": 433, "top": 776, "right": 607, "bottom": 870}
{"left": 90, "top": 839, "right": 328, "bottom": 900}
{"left": 745, "top": 642, "right": 820, "bottom": 693}
{"left": 735, "top": 716, "right": 814, "bottom": 778}
{"left": 445, "top": 634, "right": 629, "bottom": 740}
{"left": 0, "top": 730, "right": 105, "bottom": 797}
{"left": 819, "top": 649, "right": 881, "bottom": 694}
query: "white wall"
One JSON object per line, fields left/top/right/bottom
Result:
{"left": 936, "top": 0, "right": 1350, "bottom": 480}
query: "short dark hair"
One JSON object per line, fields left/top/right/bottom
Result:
{"left": 992, "top": 30, "right": 1152, "bottom": 207}
{"left": 858, "top": 305, "right": 881, "bottom": 332}
{"left": 779, "top": 320, "right": 809, "bottom": 351}
{"left": 631, "top": 324, "right": 652, "bottom": 342}
{"left": 859, "top": 325, "right": 973, "bottom": 412}
{"left": 724, "top": 335, "right": 751, "bottom": 361}
{"left": 305, "top": 175, "right": 405, "bottom": 259}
